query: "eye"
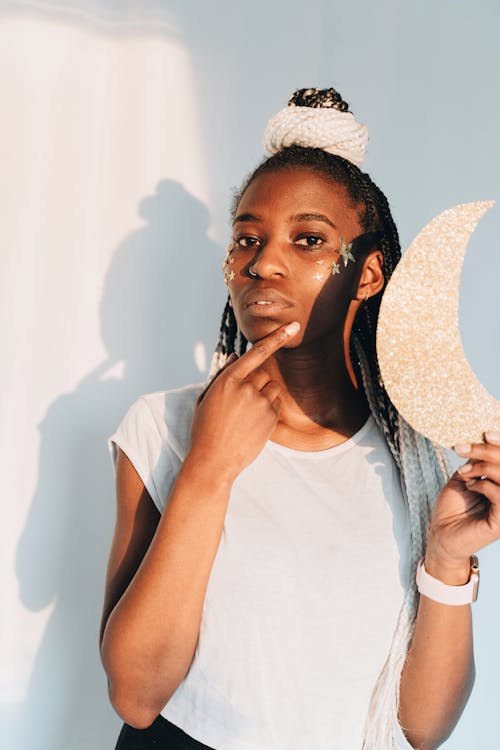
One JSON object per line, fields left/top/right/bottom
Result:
{"left": 295, "top": 234, "right": 325, "bottom": 250}
{"left": 233, "top": 235, "right": 262, "bottom": 249}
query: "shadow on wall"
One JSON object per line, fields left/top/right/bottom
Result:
{"left": 15, "top": 180, "right": 224, "bottom": 750}
{"left": 6, "top": 4, "right": 327, "bottom": 747}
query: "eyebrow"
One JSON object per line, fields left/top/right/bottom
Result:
{"left": 233, "top": 212, "right": 262, "bottom": 225}
{"left": 233, "top": 212, "right": 336, "bottom": 228}
{"left": 289, "top": 212, "right": 336, "bottom": 228}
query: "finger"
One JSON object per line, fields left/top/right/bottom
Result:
{"left": 197, "top": 353, "right": 238, "bottom": 404}
{"left": 260, "top": 380, "right": 282, "bottom": 403}
{"left": 231, "top": 321, "right": 300, "bottom": 380}
{"left": 464, "top": 478, "right": 500, "bottom": 505}
{"left": 454, "top": 440, "right": 500, "bottom": 463}
{"left": 270, "top": 395, "right": 282, "bottom": 415}
{"left": 246, "top": 366, "right": 272, "bottom": 391}
{"left": 458, "top": 460, "right": 500, "bottom": 484}
{"left": 213, "top": 352, "right": 239, "bottom": 378}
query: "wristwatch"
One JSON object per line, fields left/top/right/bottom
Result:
{"left": 416, "top": 556, "right": 480, "bottom": 605}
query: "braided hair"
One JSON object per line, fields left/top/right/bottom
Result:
{"left": 211, "top": 89, "right": 451, "bottom": 750}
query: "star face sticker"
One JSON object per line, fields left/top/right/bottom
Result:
{"left": 313, "top": 271, "right": 324, "bottom": 281}
{"left": 330, "top": 261, "right": 340, "bottom": 276}
{"left": 223, "top": 249, "right": 235, "bottom": 283}
{"left": 338, "top": 237, "right": 356, "bottom": 267}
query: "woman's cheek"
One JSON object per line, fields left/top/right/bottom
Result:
{"left": 222, "top": 252, "right": 235, "bottom": 286}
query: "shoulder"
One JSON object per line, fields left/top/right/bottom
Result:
{"left": 140, "top": 383, "right": 204, "bottom": 453}
{"left": 108, "top": 383, "right": 205, "bottom": 513}
{"left": 119, "top": 383, "right": 205, "bottom": 457}
{"left": 138, "top": 383, "right": 205, "bottom": 428}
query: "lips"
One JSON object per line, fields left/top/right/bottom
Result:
{"left": 239, "top": 288, "right": 294, "bottom": 321}
{"left": 243, "top": 288, "right": 293, "bottom": 308}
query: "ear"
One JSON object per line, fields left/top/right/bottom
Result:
{"left": 355, "top": 249, "right": 385, "bottom": 300}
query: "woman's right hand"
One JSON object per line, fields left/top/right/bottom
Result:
{"left": 188, "top": 321, "right": 300, "bottom": 481}
{"left": 101, "top": 320, "right": 299, "bottom": 726}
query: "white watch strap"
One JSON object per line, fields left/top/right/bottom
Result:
{"left": 416, "top": 557, "right": 479, "bottom": 605}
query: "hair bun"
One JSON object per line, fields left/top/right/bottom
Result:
{"left": 288, "top": 87, "right": 349, "bottom": 111}
{"left": 263, "top": 87, "right": 368, "bottom": 167}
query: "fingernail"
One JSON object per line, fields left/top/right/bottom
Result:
{"left": 454, "top": 444, "right": 471, "bottom": 456}
{"left": 466, "top": 479, "right": 477, "bottom": 487}
{"left": 484, "top": 431, "right": 500, "bottom": 445}
{"left": 458, "top": 462, "right": 472, "bottom": 474}
{"left": 284, "top": 321, "right": 300, "bottom": 336}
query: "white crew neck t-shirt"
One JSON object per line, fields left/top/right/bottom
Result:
{"left": 108, "top": 384, "right": 413, "bottom": 750}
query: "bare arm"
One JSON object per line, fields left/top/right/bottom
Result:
{"left": 398, "top": 558, "right": 474, "bottom": 750}
{"left": 399, "top": 434, "right": 500, "bottom": 749}
{"left": 100, "top": 450, "right": 233, "bottom": 728}
{"left": 100, "top": 321, "right": 300, "bottom": 728}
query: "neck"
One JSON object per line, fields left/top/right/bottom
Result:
{"left": 263, "top": 333, "right": 370, "bottom": 450}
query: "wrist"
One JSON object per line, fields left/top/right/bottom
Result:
{"left": 416, "top": 555, "right": 480, "bottom": 605}
{"left": 423, "top": 552, "right": 472, "bottom": 586}
{"left": 180, "top": 452, "right": 237, "bottom": 490}
{"left": 425, "top": 527, "right": 472, "bottom": 584}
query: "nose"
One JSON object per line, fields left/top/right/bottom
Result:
{"left": 248, "top": 236, "right": 288, "bottom": 279}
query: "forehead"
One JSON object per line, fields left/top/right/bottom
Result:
{"left": 236, "top": 167, "right": 362, "bottom": 229}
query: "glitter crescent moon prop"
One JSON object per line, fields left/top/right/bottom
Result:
{"left": 377, "top": 201, "right": 500, "bottom": 448}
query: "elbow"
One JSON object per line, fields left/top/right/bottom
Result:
{"left": 102, "top": 655, "right": 185, "bottom": 729}
{"left": 100, "top": 643, "right": 164, "bottom": 727}
{"left": 108, "top": 680, "right": 171, "bottom": 729}
{"left": 399, "top": 733, "right": 439, "bottom": 750}
{"left": 398, "top": 722, "right": 441, "bottom": 750}
{"left": 100, "top": 634, "right": 192, "bottom": 728}
{"left": 400, "top": 687, "right": 476, "bottom": 750}
{"left": 399, "top": 718, "right": 463, "bottom": 750}
{"left": 399, "top": 662, "right": 476, "bottom": 750}
{"left": 401, "top": 734, "right": 451, "bottom": 750}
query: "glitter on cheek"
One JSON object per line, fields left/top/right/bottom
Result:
{"left": 222, "top": 245, "right": 236, "bottom": 284}
{"left": 338, "top": 237, "right": 356, "bottom": 267}
{"left": 330, "top": 261, "right": 341, "bottom": 276}
{"left": 377, "top": 201, "right": 500, "bottom": 448}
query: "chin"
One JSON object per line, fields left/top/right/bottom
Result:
{"left": 240, "top": 318, "right": 289, "bottom": 344}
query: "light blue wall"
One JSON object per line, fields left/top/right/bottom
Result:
{"left": 6, "top": 1, "right": 499, "bottom": 748}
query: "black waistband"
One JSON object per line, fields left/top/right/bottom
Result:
{"left": 115, "top": 715, "right": 216, "bottom": 750}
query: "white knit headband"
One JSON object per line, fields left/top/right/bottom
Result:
{"left": 263, "top": 90, "right": 369, "bottom": 168}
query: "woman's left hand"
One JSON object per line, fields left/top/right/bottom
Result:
{"left": 425, "top": 432, "right": 500, "bottom": 580}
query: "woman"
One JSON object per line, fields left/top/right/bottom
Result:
{"left": 100, "top": 88, "right": 500, "bottom": 750}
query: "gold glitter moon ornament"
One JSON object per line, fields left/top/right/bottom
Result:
{"left": 376, "top": 201, "right": 500, "bottom": 448}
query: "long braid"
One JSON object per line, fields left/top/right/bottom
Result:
{"left": 212, "top": 142, "right": 452, "bottom": 749}
{"left": 209, "top": 298, "right": 236, "bottom": 375}
{"left": 348, "top": 162, "right": 451, "bottom": 745}
{"left": 332, "top": 159, "right": 451, "bottom": 748}
{"left": 343, "top": 159, "right": 402, "bottom": 464}
{"left": 209, "top": 298, "right": 248, "bottom": 377}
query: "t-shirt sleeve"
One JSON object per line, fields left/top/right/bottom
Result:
{"left": 107, "top": 396, "right": 175, "bottom": 513}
